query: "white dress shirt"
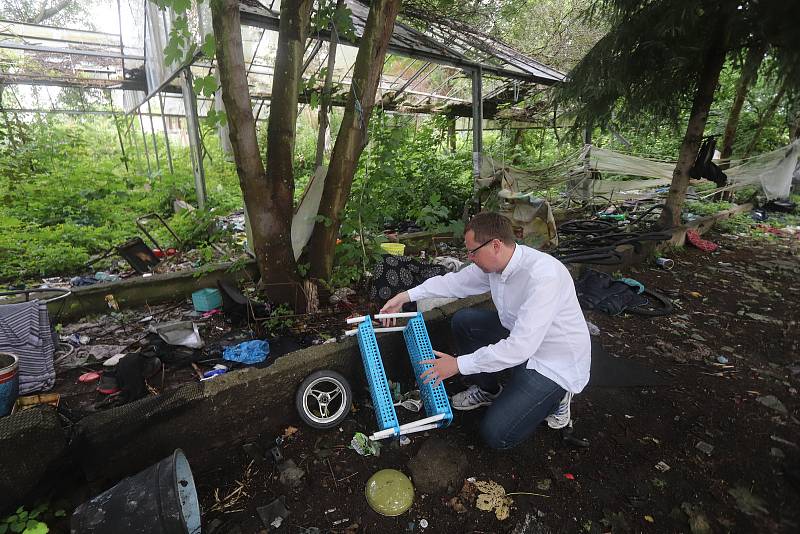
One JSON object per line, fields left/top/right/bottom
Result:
{"left": 407, "top": 244, "right": 591, "bottom": 393}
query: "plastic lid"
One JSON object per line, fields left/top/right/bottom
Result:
{"left": 364, "top": 469, "right": 414, "bottom": 516}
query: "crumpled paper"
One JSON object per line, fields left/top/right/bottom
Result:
{"left": 473, "top": 480, "right": 512, "bottom": 520}
{"left": 350, "top": 432, "right": 381, "bottom": 457}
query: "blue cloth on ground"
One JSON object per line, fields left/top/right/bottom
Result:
{"left": 223, "top": 340, "right": 270, "bottom": 365}
{"left": 617, "top": 277, "right": 645, "bottom": 294}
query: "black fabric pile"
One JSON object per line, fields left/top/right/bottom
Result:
{"left": 575, "top": 270, "right": 648, "bottom": 315}
{"left": 369, "top": 255, "right": 447, "bottom": 305}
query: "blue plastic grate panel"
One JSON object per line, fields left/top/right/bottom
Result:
{"left": 404, "top": 314, "right": 453, "bottom": 428}
{"left": 356, "top": 318, "right": 400, "bottom": 432}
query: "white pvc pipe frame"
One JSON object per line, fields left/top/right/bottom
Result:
{"left": 345, "top": 313, "right": 446, "bottom": 441}
{"left": 344, "top": 312, "right": 418, "bottom": 337}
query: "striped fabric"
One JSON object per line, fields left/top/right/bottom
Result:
{"left": 0, "top": 300, "right": 55, "bottom": 394}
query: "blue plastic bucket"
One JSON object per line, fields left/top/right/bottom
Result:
{"left": 0, "top": 352, "right": 19, "bottom": 417}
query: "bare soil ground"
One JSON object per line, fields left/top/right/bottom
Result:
{"left": 191, "top": 229, "right": 800, "bottom": 534}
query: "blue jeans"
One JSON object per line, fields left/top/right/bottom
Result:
{"left": 451, "top": 308, "right": 565, "bottom": 450}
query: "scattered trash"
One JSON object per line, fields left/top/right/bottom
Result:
{"left": 332, "top": 518, "right": 350, "bottom": 526}
{"left": 688, "top": 291, "right": 703, "bottom": 298}
{"left": 473, "top": 480, "right": 513, "bottom": 521}
{"left": 536, "top": 479, "right": 551, "bottom": 491}
{"left": 686, "top": 229, "right": 719, "bottom": 253}
{"left": 151, "top": 321, "right": 204, "bottom": 349}
{"left": 695, "top": 441, "right": 714, "bottom": 456}
{"left": 564, "top": 473, "right": 575, "bottom": 480}
{"left": 103, "top": 353, "right": 126, "bottom": 367}
{"left": 770, "top": 447, "right": 785, "bottom": 459}
{"left": 282, "top": 426, "right": 299, "bottom": 439}
{"left": 350, "top": 432, "right": 381, "bottom": 456}
{"left": 277, "top": 459, "right": 305, "bottom": 489}
{"left": 585, "top": 320, "right": 601, "bottom": 336}
{"left": 728, "top": 486, "right": 769, "bottom": 516}
{"left": 399, "top": 436, "right": 411, "bottom": 446}
{"left": 681, "top": 502, "right": 711, "bottom": 534}
{"left": 104, "top": 294, "right": 120, "bottom": 311}
{"left": 716, "top": 355, "right": 729, "bottom": 364}
{"left": 756, "top": 395, "right": 788, "bottom": 415}
{"left": 78, "top": 372, "right": 100, "bottom": 383}
{"left": 256, "top": 496, "right": 290, "bottom": 530}
{"left": 365, "top": 469, "right": 414, "bottom": 516}
{"left": 655, "top": 257, "right": 674, "bottom": 270}
{"left": 223, "top": 339, "right": 269, "bottom": 365}
{"left": 644, "top": 515, "right": 655, "bottom": 523}
{"left": 191, "top": 288, "right": 223, "bottom": 313}
{"left": 654, "top": 461, "right": 671, "bottom": 472}
{"left": 201, "top": 369, "right": 226, "bottom": 380}
{"left": 419, "top": 519, "right": 428, "bottom": 529}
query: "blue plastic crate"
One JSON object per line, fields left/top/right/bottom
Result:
{"left": 356, "top": 318, "right": 400, "bottom": 434}
{"left": 191, "top": 288, "right": 222, "bottom": 312}
{"left": 404, "top": 314, "right": 453, "bottom": 427}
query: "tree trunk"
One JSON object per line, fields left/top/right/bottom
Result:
{"left": 743, "top": 79, "right": 788, "bottom": 159}
{"left": 720, "top": 45, "right": 765, "bottom": 165}
{"left": 307, "top": 0, "right": 401, "bottom": 281}
{"left": 658, "top": 13, "right": 731, "bottom": 229}
{"left": 314, "top": 0, "right": 342, "bottom": 170}
{"left": 511, "top": 128, "right": 524, "bottom": 165}
{"left": 210, "top": 0, "right": 306, "bottom": 307}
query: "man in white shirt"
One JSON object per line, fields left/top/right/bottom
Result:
{"left": 380, "top": 212, "right": 591, "bottom": 449}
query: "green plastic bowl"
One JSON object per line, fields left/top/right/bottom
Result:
{"left": 364, "top": 469, "right": 414, "bottom": 516}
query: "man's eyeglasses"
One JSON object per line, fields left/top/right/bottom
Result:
{"left": 467, "top": 238, "right": 494, "bottom": 256}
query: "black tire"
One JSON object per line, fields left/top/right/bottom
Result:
{"left": 627, "top": 288, "right": 673, "bottom": 317}
{"left": 295, "top": 370, "right": 352, "bottom": 429}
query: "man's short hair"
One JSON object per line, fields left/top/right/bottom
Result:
{"left": 465, "top": 212, "right": 515, "bottom": 245}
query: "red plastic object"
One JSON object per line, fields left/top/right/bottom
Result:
{"left": 152, "top": 248, "right": 165, "bottom": 258}
{"left": 564, "top": 473, "right": 575, "bottom": 480}
{"left": 686, "top": 229, "right": 718, "bottom": 253}
{"left": 78, "top": 372, "right": 101, "bottom": 383}
{"left": 166, "top": 248, "right": 178, "bottom": 256}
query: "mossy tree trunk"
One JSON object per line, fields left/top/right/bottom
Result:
{"left": 307, "top": 0, "right": 401, "bottom": 281}
{"left": 211, "top": 0, "right": 310, "bottom": 307}
{"left": 659, "top": 13, "right": 731, "bottom": 229}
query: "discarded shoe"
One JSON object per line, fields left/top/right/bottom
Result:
{"left": 96, "top": 372, "right": 120, "bottom": 395}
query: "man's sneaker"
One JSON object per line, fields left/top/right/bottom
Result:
{"left": 545, "top": 391, "right": 573, "bottom": 429}
{"left": 451, "top": 384, "right": 503, "bottom": 411}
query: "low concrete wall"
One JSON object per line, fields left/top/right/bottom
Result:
{"left": 46, "top": 260, "right": 259, "bottom": 322}
{"left": 1, "top": 294, "right": 491, "bottom": 509}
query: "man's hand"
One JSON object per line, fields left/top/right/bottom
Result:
{"left": 419, "top": 350, "right": 459, "bottom": 387}
{"left": 379, "top": 291, "right": 410, "bottom": 326}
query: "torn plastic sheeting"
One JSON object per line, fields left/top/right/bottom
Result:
{"left": 350, "top": 432, "right": 381, "bottom": 457}
{"left": 223, "top": 339, "right": 269, "bottom": 365}
{"left": 151, "top": 321, "right": 204, "bottom": 349}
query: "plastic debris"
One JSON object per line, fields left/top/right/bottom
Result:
{"left": 654, "top": 461, "right": 671, "bottom": 472}
{"left": 350, "top": 432, "right": 381, "bottom": 457}
{"left": 585, "top": 321, "right": 601, "bottom": 336}
{"left": 716, "top": 355, "right": 729, "bottom": 364}
{"left": 399, "top": 436, "right": 411, "bottom": 446}
{"left": 256, "top": 496, "right": 289, "bottom": 530}
{"left": 473, "top": 480, "right": 512, "bottom": 521}
{"left": 223, "top": 339, "right": 269, "bottom": 365}
{"left": 695, "top": 441, "right": 714, "bottom": 456}
{"left": 152, "top": 321, "right": 204, "bottom": 349}
{"left": 564, "top": 473, "right": 575, "bottom": 480}
{"left": 756, "top": 395, "right": 788, "bottom": 415}
{"left": 419, "top": 519, "right": 428, "bottom": 529}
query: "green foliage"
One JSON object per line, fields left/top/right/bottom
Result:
{"left": 556, "top": 0, "right": 800, "bottom": 131}
{"left": 1, "top": 504, "right": 50, "bottom": 534}
{"left": 0, "top": 115, "right": 241, "bottom": 283}
{"left": 263, "top": 303, "right": 295, "bottom": 334}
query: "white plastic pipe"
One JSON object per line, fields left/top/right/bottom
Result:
{"left": 369, "top": 413, "right": 446, "bottom": 440}
{"left": 344, "top": 326, "right": 407, "bottom": 337}
{"left": 374, "top": 312, "right": 418, "bottom": 320}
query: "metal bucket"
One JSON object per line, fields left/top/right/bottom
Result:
{"left": 71, "top": 449, "right": 200, "bottom": 534}
{"left": 0, "top": 352, "right": 19, "bottom": 417}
